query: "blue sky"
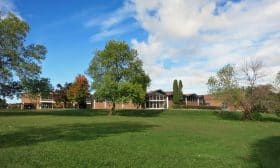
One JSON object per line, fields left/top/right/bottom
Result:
{"left": 12, "top": 0, "right": 147, "bottom": 86}
{"left": 1, "top": 0, "right": 280, "bottom": 103}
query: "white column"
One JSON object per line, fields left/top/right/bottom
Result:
{"left": 39, "top": 95, "right": 42, "bottom": 110}
{"left": 122, "top": 102, "right": 124, "bottom": 109}
{"left": 93, "top": 99, "right": 96, "bottom": 109}
{"left": 104, "top": 100, "right": 107, "bottom": 109}
{"left": 166, "top": 96, "right": 169, "bottom": 109}
{"left": 197, "top": 98, "right": 200, "bottom": 106}
{"left": 185, "top": 97, "right": 188, "bottom": 106}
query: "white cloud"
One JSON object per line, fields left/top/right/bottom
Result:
{"left": 86, "top": 0, "right": 136, "bottom": 41}
{"left": 0, "top": 0, "right": 21, "bottom": 18}
{"left": 86, "top": 1, "right": 135, "bottom": 29}
{"left": 90, "top": 23, "right": 138, "bottom": 42}
{"left": 129, "top": 0, "right": 280, "bottom": 94}
{"left": 90, "top": 29, "right": 124, "bottom": 42}
{"left": 0, "top": 0, "right": 14, "bottom": 12}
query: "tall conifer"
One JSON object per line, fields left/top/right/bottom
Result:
{"left": 179, "top": 80, "right": 183, "bottom": 101}
{"left": 173, "top": 80, "right": 179, "bottom": 106}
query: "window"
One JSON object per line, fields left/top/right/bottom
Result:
{"left": 146, "top": 92, "right": 166, "bottom": 109}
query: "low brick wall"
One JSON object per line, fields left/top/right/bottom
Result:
{"left": 92, "top": 101, "right": 139, "bottom": 109}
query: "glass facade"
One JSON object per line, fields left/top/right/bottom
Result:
{"left": 41, "top": 102, "right": 53, "bottom": 109}
{"left": 146, "top": 92, "right": 166, "bottom": 109}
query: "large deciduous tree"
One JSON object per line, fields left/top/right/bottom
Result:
{"left": 275, "top": 71, "right": 280, "bottom": 91}
{"left": 207, "top": 64, "right": 240, "bottom": 108}
{"left": 240, "top": 60, "right": 265, "bottom": 119}
{"left": 22, "top": 78, "right": 53, "bottom": 109}
{"left": 207, "top": 60, "right": 267, "bottom": 120}
{"left": 67, "top": 75, "right": 90, "bottom": 109}
{"left": 0, "top": 12, "right": 47, "bottom": 100}
{"left": 87, "top": 40, "right": 150, "bottom": 115}
{"left": 270, "top": 71, "right": 280, "bottom": 116}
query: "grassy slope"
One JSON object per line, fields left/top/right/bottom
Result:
{"left": 0, "top": 109, "right": 279, "bottom": 168}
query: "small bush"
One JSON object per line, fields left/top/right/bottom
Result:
{"left": 172, "top": 104, "right": 186, "bottom": 109}
{"left": 186, "top": 105, "right": 221, "bottom": 110}
{"left": 251, "top": 112, "right": 263, "bottom": 121}
{"left": 214, "top": 111, "right": 243, "bottom": 120}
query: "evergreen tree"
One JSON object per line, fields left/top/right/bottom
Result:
{"left": 173, "top": 80, "right": 179, "bottom": 106}
{"left": 178, "top": 80, "right": 183, "bottom": 101}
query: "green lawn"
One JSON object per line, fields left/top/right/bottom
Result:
{"left": 0, "top": 109, "right": 279, "bottom": 168}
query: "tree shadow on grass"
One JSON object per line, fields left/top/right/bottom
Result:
{"left": 247, "top": 136, "right": 280, "bottom": 168}
{"left": 116, "top": 109, "right": 164, "bottom": 117}
{"left": 0, "top": 122, "right": 157, "bottom": 148}
{"left": 0, "top": 109, "right": 164, "bottom": 118}
{"left": 0, "top": 109, "right": 109, "bottom": 117}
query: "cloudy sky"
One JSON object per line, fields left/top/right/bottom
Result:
{"left": 1, "top": 0, "right": 280, "bottom": 99}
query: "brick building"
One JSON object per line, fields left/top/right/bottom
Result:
{"left": 21, "top": 90, "right": 224, "bottom": 110}
{"left": 145, "top": 90, "right": 205, "bottom": 109}
{"left": 21, "top": 94, "right": 55, "bottom": 109}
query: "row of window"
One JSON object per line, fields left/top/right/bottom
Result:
{"left": 186, "top": 96, "right": 198, "bottom": 101}
{"left": 147, "top": 95, "right": 199, "bottom": 101}
{"left": 146, "top": 101, "right": 166, "bottom": 109}
{"left": 147, "top": 94, "right": 166, "bottom": 100}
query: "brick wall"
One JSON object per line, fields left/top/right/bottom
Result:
{"left": 186, "top": 101, "right": 199, "bottom": 106}
{"left": 204, "top": 95, "right": 222, "bottom": 107}
{"left": 92, "top": 101, "right": 139, "bottom": 109}
{"left": 94, "top": 102, "right": 106, "bottom": 109}
{"left": 21, "top": 95, "right": 39, "bottom": 104}
{"left": 122, "top": 102, "right": 138, "bottom": 109}
{"left": 168, "top": 100, "right": 173, "bottom": 108}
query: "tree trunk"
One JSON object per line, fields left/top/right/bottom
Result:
{"left": 244, "top": 110, "right": 252, "bottom": 120}
{"left": 109, "top": 102, "right": 116, "bottom": 116}
{"left": 240, "top": 101, "right": 252, "bottom": 120}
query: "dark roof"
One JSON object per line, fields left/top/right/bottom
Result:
{"left": 184, "top": 93, "right": 197, "bottom": 96}
{"left": 158, "top": 91, "right": 197, "bottom": 96}
{"left": 146, "top": 89, "right": 166, "bottom": 95}
{"left": 164, "top": 91, "right": 173, "bottom": 96}
{"left": 146, "top": 90, "right": 200, "bottom": 97}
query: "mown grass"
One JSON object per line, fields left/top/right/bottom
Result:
{"left": 0, "top": 109, "right": 279, "bottom": 168}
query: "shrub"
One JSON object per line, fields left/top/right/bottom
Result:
{"left": 251, "top": 112, "right": 263, "bottom": 121}
{"left": 214, "top": 111, "right": 243, "bottom": 120}
{"left": 186, "top": 105, "right": 221, "bottom": 110}
{"left": 172, "top": 104, "right": 186, "bottom": 109}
